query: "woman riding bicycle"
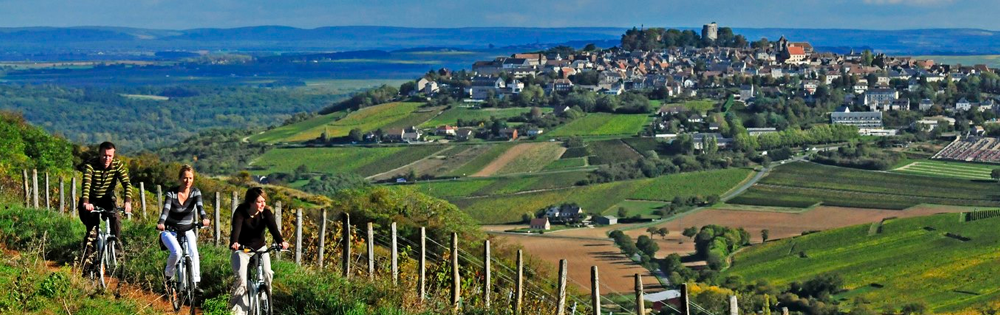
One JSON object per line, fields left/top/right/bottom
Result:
{"left": 229, "top": 187, "right": 288, "bottom": 314}
{"left": 156, "top": 165, "right": 210, "bottom": 291}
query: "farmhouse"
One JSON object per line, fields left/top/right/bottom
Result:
{"left": 545, "top": 204, "right": 583, "bottom": 223}
{"left": 499, "top": 128, "right": 518, "bottom": 140}
{"left": 530, "top": 217, "right": 551, "bottom": 230}
{"left": 593, "top": 216, "right": 618, "bottom": 225}
{"left": 456, "top": 129, "right": 475, "bottom": 141}
{"left": 436, "top": 125, "right": 457, "bottom": 136}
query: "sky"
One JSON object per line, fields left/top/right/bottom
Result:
{"left": 0, "top": 0, "right": 995, "bottom": 30}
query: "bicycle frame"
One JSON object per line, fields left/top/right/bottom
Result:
{"left": 89, "top": 207, "right": 120, "bottom": 289}
{"left": 241, "top": 244, "right": 284, "bottom": 315}
{"left": 166, "top": 224, "right": 201, "bottom": 314}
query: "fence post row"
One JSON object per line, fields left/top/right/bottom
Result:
{"left": 484, "top": 239, "right": 491, "bottom": 309}
{"left": 451, "top": 232, "right": 460, "bottom": 312}
{"left": 730, "top": 295, "right": 739, "bottom": 315}
{"left": 214, "top": 191, "right": 221, "bottom": 246}
{"left": 44, "top": 172, "right": 50, "bottom": 210}
{"left": 59, "top": 177, "right": 65, "bottom": 214}
{"left": 557, "top": 259, "right": 568, "bottom": 315}
{"left": 274, "top": 201, "right": 282, "bottom": 260}
{"left": 367, "top": 222, "right": 374, "bottom": 280}
{"left": 231, "top": 191, "right": 237, "bottom": 215}
{"left": 591, "top": 266, "right": 600, "bottom": 315}
{"left": 340, "top": 212, "right": 350, "bottom": 278}
{"left": 22, "top": 169, "right": 29, "bottom": 207}
{"left": 319, "top": 208, "right": 327, "bottom": 268}
{"left": 295, "top": 208, "right": 304, "bottom": 266}
{"left": 391, "top": 222, "right": 398, "bottom": 285}
{"left": 680, "top": 283, "right": 691, "bottom": 315}
{"left": 139, "top": 182, "right": 147, "bottom": 218}
{"left": 515, "top": 249, "right": 523, "bottom": 315}
{"left": 419, "top": 226, "right": 426, "bottom": 303}
{"left": 155, "top": 185, "right": 162, "bottom": 213}
{"left": 70, "top": 177, "right": 77, "bottom": 217}
{"left": 635, "top": 274, "right": 645, "bottom": 315}
{"left": 32, "top": 169, "right": 38, "bottom": 209}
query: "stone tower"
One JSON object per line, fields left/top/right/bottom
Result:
{"left": 702, "top": 22, "right": 718, "bottom": 41}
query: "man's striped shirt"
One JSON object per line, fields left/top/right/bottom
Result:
{"left": 81, "top": 158, "right": 132, "bottom": 203}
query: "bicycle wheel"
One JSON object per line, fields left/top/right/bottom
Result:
{"left": 169, "top": 270, "right": 182, "bottom": 311}
{"left": 185, "top": 256, "right": 196, "bottom": 315}
{"left": 247, "top": 286, "right": 258, "bottom": 315}
{"left": 97, "top": 240, "right": 107, "bottom": 290}
{"left": 257, "top": 285, "right": 272, "bottom": 315}
{"left": 107, "top": 239, "right": 118, "bottom": 276}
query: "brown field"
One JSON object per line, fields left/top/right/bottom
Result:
{"left": 473, "top": 143, "right": 546, "bottom": 177}
{"left": 370, "top": 145, "right": 492, "bottom": 181}
{"left": 623, "top": 205, "right": 968, "bottom": 259}
{"left": 493, "top": 234, "right": 661, "bottom": 294}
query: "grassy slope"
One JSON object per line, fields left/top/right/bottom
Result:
{"left": 494, "top": 143, "right": 566, "bottom": 175}
{"left": 420, "top": 107, "right": 545, "bottom": 128}
{"left": 449, "top": 168, "right": 752, "bottom": 224}
{"left": 726, "top": 213, "right": 1000, "bottom": 312}
{"left": 547, "top": 113, "right": 649, "bottom": 137}
{"left": 729, "top": 162, "right": 1000, "bottom": 209}
{"left": 445, "top": 143, "right": 513, "bottom": 177}
{"left": 251, "top": 102, "right": 424, "bottom": 143}
{"left": 252, "top": 145, "right": 444, "bottom": 177}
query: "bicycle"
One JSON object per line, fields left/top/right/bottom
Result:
{"left": 239, "top": 243, "right": 287, "bottom": 315}
{"left": 165, "top": 223, "right": 203, "bottom": 315}
{"left": 86, "top": 206, "right": 124, "bottom": 290}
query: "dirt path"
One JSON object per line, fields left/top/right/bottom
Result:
{"left": 472, "top": 143, "right": 536, "bottom": 177}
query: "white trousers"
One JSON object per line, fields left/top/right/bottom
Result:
{"left": 229, "top": 249, "right": 273, "bottom": 315}
{"left": 160, "top": 230, "right": 201, "bottom": 282}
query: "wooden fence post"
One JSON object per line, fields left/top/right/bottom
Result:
{"left": 367, "top": 222, "right": 374, "bottom": 280}
{"left": 319, "top": 208, "right": 328, "bottom": 268}
{"left": 419, "top": 226, "right": 426, "bottom": 303}
{"left": 730, "top": 295, "right": 739, "bottom": 315}
{"left": 515, "top": 249, "right": 523, "bottom": 315}
{"left": 557, "top": 259, "right": 568, "bottom": 315}
{"left": 452, "top": 232, "right": 460, "bottom": 312}
{"left": 484, "top": 239, "right": 491, "bottom": 309}
{"left": 781, "top": 307, "right": 789, "bottom": 315}
{"left": 44, "top": 172, "right": 50, "bottom": 210}
{"left": 588, "top": 266, "right": 599, "bottom": 315}
{"left": 22, "top": 169, "right": 29, "bottom": 207}
{"left": 635, "top": 274, "right": 645, "bottom": 315}
{"left": 70, "top": 177, "right": 77, "bottom": 217}
{"left": 231, "top": 191, "right": 237, "bottom": 214}
{"left": 139, "top": 182, "right": 147, "bottom": 218}
{"left": 391, "top": 222, "right": 398, "bottom": 285}
{"left": 274, "top": 201, "right": 282, "bottom": 260}
{"left": 680, "top": 283, "right": 691, "bottom": 315}
{"left": 295, "top": 208, "right": 303, "bottom": 266}
{"left": 59, "top": 177, "right": 65, "bottom": 214}
{"left": 213, "top": 191, "right": 221, "bottom": 246}
{"left": 32, "top": 169, "right": 38, "bottom": 209}
{"left": 341, "top": 212, "right": 350, "bottom": 278}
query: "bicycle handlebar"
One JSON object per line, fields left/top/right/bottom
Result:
{"left": 238, "top": 243, "right": 288, "bottom": 254}
{"left": 164, "top": 223, "right": 205, "bottom": 232}
{"left": 90, "top": 206, "right": 125, "bottom": 214}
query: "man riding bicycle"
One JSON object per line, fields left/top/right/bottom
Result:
{"left": 156, "top": 165, "right": 210, "bottom": 293}
{"left": 79, "top": 141, "right": 132, "bottom": 276}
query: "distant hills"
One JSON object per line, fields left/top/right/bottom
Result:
{"left": 0, "top": 26, "right": 998, "bottom": 57}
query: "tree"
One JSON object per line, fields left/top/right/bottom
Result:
{"left": 682, "top": 226, "right": 698, "bottom": 239}
{"left": 991, "top": 169, "right": 1000, "bottom": 182}
{"left": 862, "top": 50, "right": 874, "bottom": 67}
{"left": 348, "top": 128, "right": 363, "bottom": 142}
{"left": 761, "top": 229, "right": 770, "bottom": 243}
{"left": 646, "top": 227, "right": 658, "bottom": 237}
{"left": 522, "top": 212, "right": 534, "bottom": 223}
{"left": 636, "top": 235, "right": 659, "bottom": 257}
{"left": 583, "top": 43, "right": 597, "bottom": 51}
{"left": 617, "top": 207, "right": 628, "bottom": 218}
{"left": 657, "top": 227, "right": 669, "bottom": 239}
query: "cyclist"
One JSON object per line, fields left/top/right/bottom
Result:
{"left": 228, "top": 187, "right": 288, "bottom": 314}
{"left": 78, "top": 141, "right": 132, "bottom": 276}
{"left": 156, "top": 165, "right": 210, "bottom": 292}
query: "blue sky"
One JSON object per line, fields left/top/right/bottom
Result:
{"left": 0, "top": 0, "right": 994, "bottom": 30}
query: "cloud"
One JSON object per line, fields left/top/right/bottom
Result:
{"left": 862, "top": 0, "right": 956, "bottom": 5}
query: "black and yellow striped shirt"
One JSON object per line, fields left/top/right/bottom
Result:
{"left": 81, "top": 158, "right": 132, "bottom": 203}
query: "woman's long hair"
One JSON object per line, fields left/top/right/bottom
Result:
{"left": 240, "top": 187, "right": 268, "bottom": 211}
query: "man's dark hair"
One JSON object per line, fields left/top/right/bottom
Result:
{"left": 98, "top": 141, "right": 116, "bottom": 151}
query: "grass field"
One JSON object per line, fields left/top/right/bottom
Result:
{"left": 604, "top": 200, "right": 669, "bottom": 219}
{"left": 729, "top": 162, "right": 1000, "bottom": 209}
{"left": 894, "top": 159, "right": 998, "bottom": 180}
{"left": 588, "top": 139, "right": 643, "bottom": 165}
{"left": 250, "top": 102, "right": 424, "bottom": 143}
{"left": 493, "top": 143, "right": 566, "bottom": 175}
{"left": 542, "top": 157, "right": 588, "bottom": 171}
{"left": 547, "top": 113, "right": 649, "bottom": 137}
{"left": 446, "top": 143, "right": 514, "bottom": 177}
{"left": 420, "top": 107, "right": 546, "bottom": 127}
{"left": 725, "top": 213, "right": 1000, "bottom": 312}
{"left": 415, "top": 171, "right": 591, "bottom": 199}
{"left": 251, "top": 145, "right": 444, "bottom": 177}
{"left": 912, "top": 55, "right": 1000, "bottom": 69}
{"left": 652, "top": 99, "right": 716, "bottom": 113}
{"left": 450, "top": 168, "right": 752, "bottom": 223}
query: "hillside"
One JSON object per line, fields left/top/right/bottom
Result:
{"left": 725, "top": 212, "right": 1000, "bottom": 312}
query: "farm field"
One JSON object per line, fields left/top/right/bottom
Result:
{"left": 446, "top": 143, "right": 513, "bottom": 177}
{"left": 894, "top": 159, "right": 997, "bottom": 180}
{"left": 493, "top": 234, "right": 661, "bottom": 294}
{"left": 251, "top": 145, "right": 444, "bottom": 177}
{"left": 451, "top": 168, "right": 751, "bottom": 224}
{"left": 587, "top": 139, "right": 643, "bottom": 165}
{"left": 415, "top": 171, "right": 591, "bottom": 199}
{"left": 541, "top": 157, "right": 588, "bottom": 171}
{"left": 250, "top": 102, "right": 424, "bottom": 143}
{"left": 368, "top": 145, "right": 473, "bottom": 181}
{"left": 420, "top": 107, "right": 547, "bottom": 127}
{"left": 912, "top": 55, "right": 1000, "bottom": 69}
{"left": 473, "top": 143, "right": 564, "bottom": 176}
{"left": 651, "top": 99, "right": 716, "bottom": 113}
{"left": 725, "top": 211, "right": 1000, "bottom": 312}
{"left": 621, "top": 137, "right": 664, "bottom": 154}
{"left": 729, "top": 162, "right": 1000, "bottom": 209}
{"left": 547, "top": 113, "right": 649, "bottom": 137}
{"left": 603, "top": 200, "right": 669, "bottom": 219}
{"left": 625, "top": 205, "right": 967, "bottom": 259}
